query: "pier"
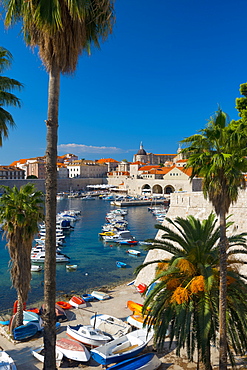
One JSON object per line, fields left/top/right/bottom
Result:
{"left": 111, "top": 199, "right": 168, "bottom": 207}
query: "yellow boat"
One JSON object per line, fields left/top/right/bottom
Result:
{"left": 98, "top": 231, "right": 115, "bottom": 237}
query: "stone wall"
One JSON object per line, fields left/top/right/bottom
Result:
{"left": 0, "top": 177, "right": 107, "bottom": 193}
{"left": 135, "top": 189, "right": 247, "bottom": 287}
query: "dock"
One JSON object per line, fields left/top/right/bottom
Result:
{"left": 111, "top": 199, "right": 168, "bottom": 207}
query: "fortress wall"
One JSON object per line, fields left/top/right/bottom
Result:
{"left": 135, "top": 190, "right": 247, "bottom": 287}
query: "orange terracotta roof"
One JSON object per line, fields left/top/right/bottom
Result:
{"left": 176, "top": 159, "right": 187, "bottom": 163}
{"left": 178, "top": 167, "right": 193, "bottom": 176}
{"left": 131, "top": 161, "right": 144, "bottom": 165}
{"left": 97, "top": 158, "right": 119, "bottom": 163}
{"left": 138, "top": 165, "right": 160, "bottom": 171}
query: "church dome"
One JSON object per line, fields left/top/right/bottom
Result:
{"left": 136, "top": 142, "right": 147, "bottom": 156}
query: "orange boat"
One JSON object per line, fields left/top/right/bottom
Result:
{"left": 56, "top": 301, "right": 73, "bottom": 310}
{"left": 127, "top": 300, "right": 143, "bottom": 314}
{"left": 69, "top": 296, "right": 86, "bottom": 309}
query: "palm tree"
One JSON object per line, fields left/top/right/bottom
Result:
{"left": 0, "top": 46, "right": 23, "bottom": 145}
{"left": 179, "top": 108, "right": 247, "bottom": 369}
{"left": 0, "top": 184, "right": 44, "bottom": 328}
{"left": 136, "top": 214, "right": 247, "bottom": 369}
{"left": 4, "top": 1, "right": 115, "bottom": 367}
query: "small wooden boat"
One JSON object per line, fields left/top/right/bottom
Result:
{"left": 0, "top": 350, "right": 17, "bottom": 369}
{"left": 67, "top": 324, "right": 112, "bottom": 347}
{"left": 90, "top": 314, "right": 132, "bottom": 339}
{"left": 91, "top": 291, "right": 110, "bottom": 301}
{"left": 56, "top": 338, "right": 91, "bottom": 362}
{"left": 90, "top": 328, "right": 153, "bottom": 365}
{"left": 56, "top": 301, "right": 72, "bottom": 310}
{"left": 107, "top": 353, "right": 162, "bottom": 370}
{"left": 31, "top": 345, "right": 63, "bottom": 367}
{"left": 81, "top": 293, "right": 94, "bottom": 302}
{"left": 69, "top": 296, "right": 86, "bottom": 309}
{"left": 13, "top": 322, "right": 38, "bottom": 341}
{"left": 66, "top": 264, "right": 78, "bottom": 271}
{"left": 127, "top": 249, "right": 141, "bottom": 256}
{"left": 31, "top": 265, "right": 42, "bottom": 272}
{"left": 116, "top": 261, "right": 127, "bottom": 268}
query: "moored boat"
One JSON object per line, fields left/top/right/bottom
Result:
{"left": 66, "top": 324, "right": 112, "bottom": 347}
{"left": 56, "top": 338, "right": 90, "bottom": 362}
{"left": 127, "top": 249, "right": 141, "bottom": 256}
{"left": 118, "top": 240, "right": 138, "bottom": 245}
{"left": 90, "top": 329, "right": 153, "bottom": 365}
{"left": 31, "top": 265, "right": 42, "bottom": 272}
{"left": 116, "top": 261, "right": 127, "bottom": 268}
{"left": 107, "top": 353, "right": 162, "bottom": 370}
{"left": 66, "top": 264, "right": 78, "bottom": 271}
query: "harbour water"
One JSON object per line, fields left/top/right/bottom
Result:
{"left": 0, "top": 198, "right": 159, "bottom": 311}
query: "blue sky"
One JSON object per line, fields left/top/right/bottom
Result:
{"left": 1, "top": 0, "right": 247, "bottom": 165}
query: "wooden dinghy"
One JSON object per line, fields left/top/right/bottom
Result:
{"left": 56, "top": 338, "right": 90, "bottom": 362}
{"left": 91, "top": 291, "right": 110, "bottom": 301}
{"left": 90, "top": 329, "right": 153, "bottom": 366}
{"left": 68, "top": 296, "right": 86, "bottom": 309}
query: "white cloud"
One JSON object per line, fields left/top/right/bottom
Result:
{"left": 58, "top": 143, "right": 131, "bottom": 154}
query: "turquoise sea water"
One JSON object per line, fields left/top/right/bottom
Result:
{"left": 0, "top": 198, "right": 158, "bottom": 311}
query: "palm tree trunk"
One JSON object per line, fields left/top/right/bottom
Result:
{"left": 219, "top": 209, "right": 228, "bottom": 370}
{"left": 43, "top": 62, "right": 60, "bottom": 369}
{"left": 15, "top": 294, "right": 24, "bottom": 328}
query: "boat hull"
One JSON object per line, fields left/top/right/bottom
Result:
{"left": 91, "top": 291, "right": 110, "bottom": 301}
{"left": 56, "top": 338, "right": 90, "bottom": 362}
{"left": 107, "top": 353, "right": 162, "bottom": 370}
{"left": 69, "top": 296, "right": 86, "bottom": 309}
{"left": 13, "top": 323, "right": 38, "bottom": 341}
{"left": 0, "top": 350, "right": 17, "bottom": 370}
{"left": 67, "top": 324, "right": 112, "bottom": 348}
{"left": 31, "top": 346, "right": 63, "bottom": 367}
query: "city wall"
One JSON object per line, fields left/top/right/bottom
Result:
{"left": 0, "top": 178, "right": 107, "bottom": 193}
{"left": 135, "top": 190, "right": 247, "bottom": 286}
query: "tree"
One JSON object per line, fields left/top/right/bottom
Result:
{"left": 0, "top": 47, "right": 23, "bottom": 145}
{"left": 136, "top": 214, "right": 247, "bottom": 369}
{"left": 4, "top": 1, "right": 115, "bottom": 367}
{"left": 180, "top": 108, "right": 247, "bottom": 369}
{"left": 0, "top": 184, "right": 44, "bottom": 327}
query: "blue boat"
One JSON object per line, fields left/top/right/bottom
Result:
{"left": 81, "top": 293, "right": 95, "bottom": 302}
{"left": 107, "top": 353, "right": 161, "bottom": 370}
{"left": 90, "top": 329, "right": 153, "bottom": 365}
{"left": 13, "top": 322, "right": 38, "bottom": 340}
{"left": 116, "top": 261, "right": 127, "bottom": 268}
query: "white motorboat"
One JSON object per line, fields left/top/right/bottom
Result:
{"left": 31, "top": 251, "right": 70, "bottom": 263}
{"left": 91, "top": 329, "right": 153, "bottom": 365}
{"left": 67, "top": 324, "right": 112, "bottom": 347}
{"left": 56, "top": 338, "right": 90, "bottom": 362}
{"left": 31, "top": 346, "right": 63, "bottom": 368}
{"left": 102, "top": 230, "right": 134, "bottom": 242}
{"left": 90, "top": 314, "right": 132, "bottom": 339}
{"left": 0, "top": 350, "right": 17, "bottom": 369}
{"left": 31, "top": 264, "right": 42, "bottom": 272}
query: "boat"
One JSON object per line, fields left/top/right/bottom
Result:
{"left": 40, "top": 304, "right": 68, "bottom": 322}
{"left": 31, "top": 251, "right": 70, "bottom": 263}
{"left": 118, "top": 240, "right": 138, "bottom": 245}
{"left": 127, "top": 301, "right": 144, "bottom": 315}
{"left": 66, "top": 324, "right": 112, "bottom": 347}
{"left": 0, "top": 350, "right": 17, "bottom": 369}
{"left": 90, "top": 314, "right": 132, "bottom": 339}
{"left": 136, "top": 283, "right": 148, "bottom": 294}
{"left": 91, "top": 291, "right": 110, "bottom": 301}
{"left": 56, "top": 301, "right": 73, "bottom": 310}
{"left": 68, "top": 296, "right": 86, "bottom": 309}
{"left": 56, "top": 338, "right": 91, "bottom": 362}
{"left": 126, "top": 314, "right": 147, "bottom": 329}
{"left": 66, "top": 264, "right": 78, "bottom": 271}
{"left": 81, "top": 293, "right": 95, "bottom": 302}
{"left": 9, "top": 310, "right": 43, "bottom": 334}
{"left": 31, "top": 264, "right": 42, "bottom": 272}
{"left": 31, "top": 345, "right": 63, "bottom": 367}
{"left": 90, "top": 329, "right": 153, "bottom": 365}
{"left": 13, "top": 322, "right": 38, "bottom": 341}
{"left": 116, "top": 261, "right": 127, "bottom": 268}
{"left": 127, "top": 249, "right": 141, "bottom": 256}
{"left": 107, "top": 353, "right": 162, "bottom": 370}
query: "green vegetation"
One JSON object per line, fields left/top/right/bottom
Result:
{"left": 0, "top": 184, "right": 44, "bottom": 327}
{"left": 137, "top": 214, "right": 247, "bottom": 369}
{"left": 0, "top": 47, "right": 23, "bottom": 146}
